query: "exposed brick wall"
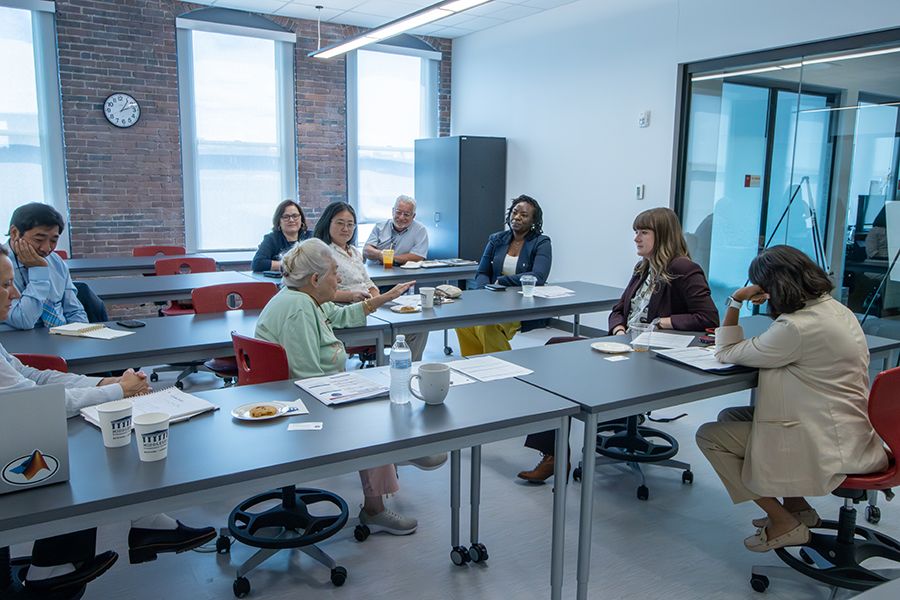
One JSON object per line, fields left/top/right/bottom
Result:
{"left": 53, "top": 0, "right": 451, "bottom": 259}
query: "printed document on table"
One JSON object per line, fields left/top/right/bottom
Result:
{"left": 373, "top": 365, "right": 476, "bottom": 392}
{"left": 391, "top": 295, "right": 421, "bottom": 308}
{"left": 630, "top": 331, "right": 694, "bottom": 349}
{"left": 296, "top": 372, "right": 390, "bottom": 405}
{"left": 529, "top": 286, "right": 574, "bottom": 298}
{"left": 446, "top": 356, "right": 533, "bottom": 382}
{"left": 654, "top": 347, "right": 740, "bottom": 372}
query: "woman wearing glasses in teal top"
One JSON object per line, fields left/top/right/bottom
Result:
{"left": 251, "top": 200, "right": 312, "bottom": 272}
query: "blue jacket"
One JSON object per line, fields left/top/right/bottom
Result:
{"left": 474, "top": 230, "right": 552, "bottom": 332}
{"left": 474, "top": 230, "right": 552, "bottom": 289}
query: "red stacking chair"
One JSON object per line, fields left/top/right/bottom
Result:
{"left": 133, "top": 245, "right": 186, "bottom": 257}
{"left": 230, "top": 332, "right": 290, "bottom": 386}
{"left": 190, "top": 283, "right": 278, "bottom": 387}
{"left": 153, "top": 257, "right": 216, "bottom": 317}
{"left": 12, "top": 354, "right": 67, "bottom": 373}
{"left": 53, "top": 250, "right": 68, "bottom": 259}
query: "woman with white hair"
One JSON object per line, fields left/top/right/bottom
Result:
{"left": 254, "top": 238, "right": 426, "bottom": 535}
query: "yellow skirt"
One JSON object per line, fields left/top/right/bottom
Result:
{"left": 455, "top": 322, "right": 521, "bottom": 357}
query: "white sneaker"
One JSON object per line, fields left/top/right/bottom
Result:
{"left": 397, "top": 453, "right": 448, "bottom": 471}
{"left": 358, "top": 508, "right": 418, "bottom": 535}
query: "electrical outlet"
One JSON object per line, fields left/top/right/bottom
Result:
{"left": 636, "top": 184, "right": 645, "bottom": 199}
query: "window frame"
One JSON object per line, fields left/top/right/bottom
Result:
{"left": 176, "top": 10, "right": 297, "bottom": 252}
{"left": 0, "top": 0, "right": 69, "bottom": 251}
{"left": 346, "top": 39, "right": 441, "bottom": 228}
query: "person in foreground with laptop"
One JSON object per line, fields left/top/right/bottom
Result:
{"left": 0, "top": 245, "right": 215, "bottom": 592}
{"left": 696, "top": 245, "right": 888, "bottom": 552}
{"left": 255, "top": 238, "right": 447, "bottom": 537}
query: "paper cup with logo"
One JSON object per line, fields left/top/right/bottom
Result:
{"left": 420, "top": 287, "right": 436, "bottom": 308}
{"left": 133, "top": 412, "right": 170, "bottom": 462}
{"left": 408, "top": 363, "right": 451, "bottom": 405}
{"left": 520, "top": 274, "right": 537, "bottom": 297}
{"left": 96, "top": 400, "right": 133, "bottom": 448}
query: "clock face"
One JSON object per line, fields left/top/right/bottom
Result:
{"left": 103, "top": 93, "right": 140, "bottom": 128}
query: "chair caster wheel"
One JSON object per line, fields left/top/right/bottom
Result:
{"left": 469, "top": 543, "right": 488, "bottom": 563}
{"left": 149, "top": 373, "right": 159, "bottom": 382}
{"left": 682, "top": 470, "right": 694, "bottom": 484}
{"left": 637, "top": 485, "right": 649, "bottom": 500}
{"left": 866, "top": 505, "right": 881, "bottom": 524}
{"left": 216, "top": 535, "right": 231, "bottom": 553}
{"left": 450, "top": 545, "right": 470, "bottom": 565}
{"left": 354, "top": 524, "right": 370, "bottom": 542}
{"left": 443, "top": 347, "right": 453, "bottom": 356}
{"left": 750, "top": 574, "right": 769, "bottom": 592}
{"left": 330, "top": 566, "right": 347, "bottom": 586}
{"left": 572, "top": 467, "right": 582, "bottom": 482}
{"left": 233, "top": 576, "right": 250, "bottom": 597}
{"left": 175, "top": 380, "right": 184, "bottom": 390}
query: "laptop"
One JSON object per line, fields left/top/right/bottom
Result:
{"left": 0, "top": 384, "right": 69, "bottom": 495}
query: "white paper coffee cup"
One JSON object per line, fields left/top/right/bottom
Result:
{"left": 133, "top": 412, "right": 170, "bottom": 462}
{"left": 96, "top": 400, "right": 133, "bottom": 448}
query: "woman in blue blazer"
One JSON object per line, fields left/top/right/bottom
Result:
{"left": 456, "top": 195, "right": 552, "bottom": 356}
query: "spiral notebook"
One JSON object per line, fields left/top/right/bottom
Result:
{"left": 80, "top": 386, "right": 218, "bottom": 427}
{"left": 49, "top": 323, "right": 134, "bottom": 340}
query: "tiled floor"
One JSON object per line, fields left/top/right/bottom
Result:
{"left": 10, "top": 328, "right": 898, "bottom": 599}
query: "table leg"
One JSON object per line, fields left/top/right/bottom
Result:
{"left": 573, "top": 314, "right": 581, "bottom": 337}
{"left": 576, "top": 412, "right": 598, "bottom": 600}
{"left": 450, "top": 449, "right": 461, "bottom": 549}
{"left": 375, "top": 330, "right": 385, "bottom": 366}
{"left": 551, "top": 415, "right": 569, "bottom": 600}
{"left": 469, "top": 445, "right": 481, "bottom": 545}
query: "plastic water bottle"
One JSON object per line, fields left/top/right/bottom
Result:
{"left": 390, "top": 334, "right": 412, "bottom": 404}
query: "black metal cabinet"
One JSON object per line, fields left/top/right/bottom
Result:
{"left": 414, "top": 136, "right": 507, "bottom": 261}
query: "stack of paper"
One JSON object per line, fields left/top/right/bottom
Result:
{"left": 296, "top": 372, "right": 389, "bottom": 405}
{"left": 529, "top": 286, "right": 574, "bottom": 298}
{"left": 446, "top": 356, "right": 533, "bottom": 382}
{"left": 654, "top": 347, "right": 740, "bottom": 372}
{"left": 630, "top": 331, "right": 693, "bottom": 349}
{"left": 81, "top": 386, "right": 218, "bottom": 427}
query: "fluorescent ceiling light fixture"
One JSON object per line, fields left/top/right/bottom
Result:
{"left": 692, "top": 44, "right": 900, "bottom": 82}
{"left": 310, "top": 0, "right": 493, "bottom": 59}
{"left": 800, "top": 100, "right": 900, "bottom": 115}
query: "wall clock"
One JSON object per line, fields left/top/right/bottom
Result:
{"left": 103, "top": 93, "right": 141, "bottom": 128}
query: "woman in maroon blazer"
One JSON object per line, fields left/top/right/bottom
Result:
{"left": 608, "top": 207, "right": 719, "bottom": 336}
{"left": 518, "top": 207, "right": 718, "bottom": 484}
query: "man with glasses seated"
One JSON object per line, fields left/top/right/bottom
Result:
{"left": 363, "top": 195, "right": 428, "bottom": 266}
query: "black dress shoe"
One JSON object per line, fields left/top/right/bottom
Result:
{"left": 24, "top": 550, "right": 118, "bottom": 593}
{"left": 127, "top": 521, "right": 216, "bottom": 564}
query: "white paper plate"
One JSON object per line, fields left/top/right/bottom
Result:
{"left": 232, "top": 401, "right": 294, "bottom": 420}
{"left": 590, "top": 341, "right": 632, "bottom": 354}
{"left": 390, "top": 305, "right": 421, "bottom": 313}
{"left": 400, "top": 262, "right": 421, "bottom": 269}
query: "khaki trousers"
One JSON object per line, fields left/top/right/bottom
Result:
{"left": 695, "top": 406, "right": 760, "bottom": 504}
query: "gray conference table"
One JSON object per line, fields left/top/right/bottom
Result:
{"left": 492, "top": 327, "right": 900, "bottom": 600}
{"left": 0, "top": 309, "right": 390, "bottom": 372}
{"left": 375, "top": 281, "right": 624, "bottom": 339}
{"left": 0, "top": 377, "right": 578, "bottom": 599}
{"left": 66, "top": 255, "right": 208, "bottom": 278}
{"left": 241, "top": 262, "right": 478, "bottom": 288}
{"left": 80, "top": 271, "right": 258, "bottom": 306}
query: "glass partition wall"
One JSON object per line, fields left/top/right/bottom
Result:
{"left": 676, "top": 31, "right": 900, "bottom": 317}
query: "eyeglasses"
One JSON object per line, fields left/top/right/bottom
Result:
{"left": 281, "top": 214, "right": 303, "bottom": 222}
{"left": 332, "top": 220, "right": 356, "bottom": 230}
{"left": 394, "top": 210, "right": 413, "bottom": 218}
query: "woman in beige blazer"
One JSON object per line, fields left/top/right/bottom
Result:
{"left": 696, "top": 245, "right": 887, "bottom": 553}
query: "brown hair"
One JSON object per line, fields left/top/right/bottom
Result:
{"left": 632, "top": 207, "right": 690, "bottom": 281}
{"left": 272, "top": 200, "right": 308, "bottom": 235}
{"left": 749, "top": 245, "right": 834, "bottom": 318}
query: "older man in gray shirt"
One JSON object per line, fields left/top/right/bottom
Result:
{"left": 363, "top": 195, "right": 428, "bottom": 265}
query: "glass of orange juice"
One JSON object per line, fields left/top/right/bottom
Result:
{"left": 382, "top": 249, "right": 395, "bottom": 267}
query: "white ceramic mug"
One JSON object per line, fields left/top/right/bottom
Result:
{"left": 408, "top": 363, "right": 451, "bottom": 405}
{"left": 97, "top": 400, "right": 133, "bottom": 448}
{"left": 420, "top": 287, "right": 436, "bottom": 309}
{"left": 133, "top": 412, "right": 170, "bottom": 462}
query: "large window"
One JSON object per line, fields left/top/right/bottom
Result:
{"left": 177, "top": 10, "right": 296, "bottom": 251}
{"left": 0, "top": 0, "right": 67, "bottom": 248}
{"left": 347, "top": 39, "right": 439, "bottom": 234}
{"left": 676, "top": 31, "right": 900, "bottom": 315}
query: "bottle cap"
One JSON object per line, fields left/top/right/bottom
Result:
{"left": 396, "top": 334, "right": 405, "bottom": 341}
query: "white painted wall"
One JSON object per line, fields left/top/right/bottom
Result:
{"left": 451, "top": 0, "right": 900, "bottom": 329}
